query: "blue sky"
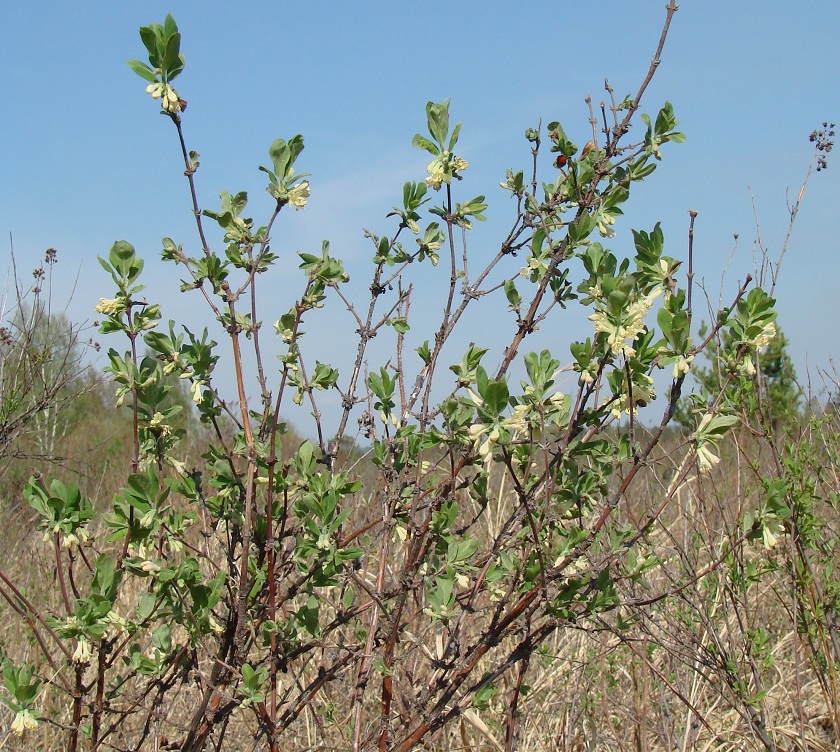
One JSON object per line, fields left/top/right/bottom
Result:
{"left": 3, "top": 2, "right": 838, "bottom": 433}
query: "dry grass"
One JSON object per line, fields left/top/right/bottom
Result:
{"left": 1, "top": 408, "right": 839, "bottom": 750}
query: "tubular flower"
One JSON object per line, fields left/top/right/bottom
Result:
{"left": 738, "top": 356, "right": 757, "bottom": 377}
{"left": 595, "top": 210, "right": 616, "bottom": 238}
{"left": 606, "top": 374, "right": 655, "bottom": 419}
{"left": 107, "top": 610, "right": 129, "bottom": 636}
{"left": 469, "top": 423, "right": 500, "bottom": 465}
{"left": 762, "top": 517, "right": 784, "bottom": 549}
{"left": 148, "top": 412, "right": 172, "bottom": 436}
{"left": 503, "top": 404, "right": 529, "bottom": 435}
{"left": 746, "top": 321, "right": 776, "bottom": 350}
{"left": 425, "top": 152, "right": 468, "bottom": 190}
{"left": 11, "top": 709, "right": 38, "bottom": 735}
{"left": 95, "top": 297, "right": 125, "bottom": 316}
{"left": 286, "top": 179, "right": 310, "bottom": 209}
{"left": 696, "top": 443, "right": 720, "bottom": 473}
{"left": 451, "top": 156, "right": 469, "bottom": 173}
{"left": 589, "top": 287, "right": 663, "bottom": 357}
{"left": 208, "top": 615, "right": 225, "bottom": 634}
{"left": 146, "top": 82, "right": 183, "bottom": 113}
{"left": 426, "top": 156, "right": 447, "bottom": 189}
{"left": 61, "top": 528, "right": 88, "bottom": 548}
{"left": 190, "top": 380, "right": 205, "bottom": 404}
{"left": 73, "top": 637, "right": 94, "bottom": 664}
{"left": 141, "top": 559, "right": 161, "bottom": 575}
{"left": 673, "top": 353, "right": 694, "bottom": 378}
{"left": 519, "top": 254, "right": 545, "bottom": 279}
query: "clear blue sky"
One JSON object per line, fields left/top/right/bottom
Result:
{"left": 2, "top": 2, "right": 838, "bottom": 431}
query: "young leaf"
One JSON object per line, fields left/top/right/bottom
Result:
{"left": 127, "top": 59, "right": 158, "bottom": 83}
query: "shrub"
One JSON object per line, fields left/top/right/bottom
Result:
{"left": 1, "top": 7, "right": 836, "bottom": 752}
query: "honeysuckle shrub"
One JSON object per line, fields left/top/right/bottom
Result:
{"left": 3, "top": 7, "right": 828, "bottom": 752}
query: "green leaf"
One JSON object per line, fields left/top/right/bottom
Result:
{"left": 163, "top": 14, "right": 178, "bottom": 38}
{"left": 136, "top": 593, "right": 156, "bottom": 623}
{"left": 127, "top": 59, "right": 158, "bottom": 83}
{"left": 138, "top": 25, "right": 160, "bottom": 65}
{"left": 389, "top": 317, "right": 410, "bottom": 335}
{"left": 448, "top": 121, "right": 462, "bottom": 152}
{"left": 295, "top": 440, "right": 317, "bottom": 478}
{"left": 476, "top": 367, "right": 509, "bottom": 417}
{"left": 162, "top": 31, "right": 181, "bottom": 74}
{"left": 504, "top": 280, "right": 521, "bottom": 310}
{"left": 417, "top": 340, "right": 431, "bottom": 365}
{"left": 568, "top": 214, "right": 596, "bottom": 245}
{"left": 269, "top": 135, "right": 305, "bottom": 180}
{"left": 412, "top": 134, "right": 440, "bottom": 155}
{"left": 92, "top": 555, "right": 121, "bottom": 600}
{"left": 425, "top": 99, "right": 450, "bottom": 147}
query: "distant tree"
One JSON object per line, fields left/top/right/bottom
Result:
{"left": 0, "top": 249, "right": 94, "bottom": 475}
{"left": 675, "top": 322, "right": 801, "bottom": 431}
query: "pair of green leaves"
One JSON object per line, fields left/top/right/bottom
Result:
{"left": 128, "top": 14, "right": 184, "bottom": 84}
{"left": 260, "top": 136, "right": 309, "bottom": 203}
{"left": 412, "top": 99, "right": 462, "bottom": 157}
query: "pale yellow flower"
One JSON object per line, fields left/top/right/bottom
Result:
{"left": 63, "top": 615, "right": 81, "bottom": 631}
{"left": 695, "top": 412, "right": 713, "bottom": 434}
{"left": 11, "top": 709, "right": 38, "bottom": 735}
{"left": 696, "top": 444, "right": 720, "bottom": 473}
{"left": 208, "top": 614, "right": 225, "bottom": 634}
{"left": 466, "top": 388, "right": 484, "bottom": 407}
{"left": 451, "top": 156, "right": 469, "bottom": 172}
{"left": 605, "top": 375, "right": 655, "bottom": 419}
{"left": 73, "top": 637, "right": 93, "bottom": 664}
{"left": 95, "top": 297, "right": 124, "bottom": 316}
{"left": 596, "top": 211, "right": 616, "bottom": 238}
{"left": 672, "top": 354, "right": 694, "bottom": 378}
{"left": 316, "top": 531, "right": 332, "bottom": 551}
{"left": 146, "top": 82, "right": 183, "bottom": 113}
{"left": 470, "top": 424, "right": 500, "bottom": 465}
{"left": 425, "top": 152, "right": 468, "bottom": 190}
{"left": 62, "top": 528, "right": 88, "bottom": 548}
{"left": 589, "top": 287, "right": 663, "bottom": 357}
{"left": 738, "top": 356, "right": 757, "bottom": 377}
{"left": 762, "top": 517, "right": 784, "bottom": 549}
{"left": 548, "top": 392, "right": 569, "bottom": 411}
{"left": 747, "top": 321, "right": 776, "bottom": 350}
{"left": 578, "top": 367, "right": 595, "bottom": 385}
{"left": 426, "top": 155, "right": 447, "bottom": 190}
{"left": 287, "top": 180, "right": 310, "bottom": 210}
{"left": 162, "top": 87, "right": 182, "bottom": 113}
{"left": 503, "top": 404, "right": 529, "bottom": 435}
{"left": 107, "top": 610, "right": 129, "bottom": 637}
{"left": 141, "top": 560, "right": 161, "bottom": 575}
